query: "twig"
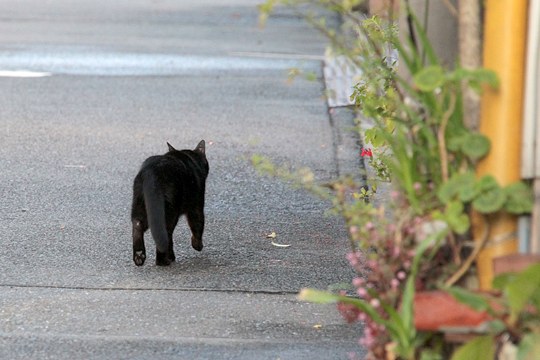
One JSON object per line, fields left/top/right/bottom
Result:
{"left": 404, "top": 1, "right": 418, "bottom": 53}
{"left": 444, "top": 214, "right": 490, "bottom": 287}
{"left": 323, "top": 0, "right": 406, "bottom": 103}
{"left": 448, "top": 231, "right": 461, "bottom": 266}
{"left": 437, "top": 93, "right": 456, "bottom": 183}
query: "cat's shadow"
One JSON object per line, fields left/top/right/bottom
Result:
{"left": 149, "top": 251, "right": 228, "bottom": 273}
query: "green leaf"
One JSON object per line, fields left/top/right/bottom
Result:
{"left": 475, "top": 175, "right": 499, "bottom": 191}
{"left": 401, "top": 229, "right": 448, "bottom": 345}
{"left": 492, "top": 272, "right": 515, "bottom": 290}
{"left": 380, "top": 301, "right": 411, "bottom": 354}
{"left": 504, "top": 182, "right": 533, "bottom": 214}
{"left": 364, "top": 127, "right": 387, "bottom": 147}
{"left": 530, "top": 287, "right": 540, "bottom": 312}
{"left": 487, "top": 319, "right": 507, "bottom": 333}
{"left": 472, "top": 187, "right": 506, "bottom": 213}
{"left": 437, "top": 172, "right": 476, "bottom": 204}
{"left": 518, "top": 332, "right": 540, "bottom": 360}
{"left": 298, "top": 288, "right": 341, "bottom": 304}
{"left": 437, "top": 183, "right": 456, "bottom": 204}
{"left": 460, "top": 134, "right": 490, "bottom": 161}
{"left": 472, "top": 176, "right": 506, "bottom": 213}
{"left": 505, "top": 263, "right": 540, "bottom": 322}
{"left": 446, "top": 286, "right": 490, "bottom": 312}
{"left": 459, "top": 184, "right": 478, "bottom": 203}
{"left": 468, "top": 68, "right": 499, "bottom": 89}
{"left": 298, "top": 288, "right": 386, "bottom": 325}
{"left": 451, "top": 335, "right": 495, "bottom": 360}
{"left": 420, "top": 350, "right": 443, "bottom": 360}
{"left": 447, "top": 134, "right": 466, "bottom": 152}
{"left": 413, "top": 66, "right": 445, "bottom": 91}
{"left": 451, "top": 214, "right": 470, "bottom": 234}
{"left": 406, "top": 7, "right": 440, "bottom": 66}
{"left": 444, "top": 201, "right": 470, "bottom": 234}
{"left": 451, "top": 68, "right": 500, "bottom": 92}
{"left": 455, "top": 173, "right": 478, "bottom": 202}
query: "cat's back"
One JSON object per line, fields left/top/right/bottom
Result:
{"left": 138, "top": 150, "right": 207, "bottom": 183}
{"left": 139, "top": 154, "right": 173, "bottom": 172}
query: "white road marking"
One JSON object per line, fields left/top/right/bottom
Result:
{"left": 0, "top": 49, "right": 321, "bottom": 76}
{"left": 0, "top": 70, "right": 51, "bottom": 77}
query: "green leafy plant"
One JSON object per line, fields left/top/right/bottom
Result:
{"left": 437, "top": 173, "right": 532, "bottom": 216}
{"left": 257, "top": 1, "right": 534, "bottom": 359}
{"left": 447, "top": 263, "right": 540, "bottom": 360}
{"left": 300, "top": 223, "right": 448, "bottom": 359}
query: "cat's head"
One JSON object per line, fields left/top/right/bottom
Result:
{"left": 167, "top": 140, "right": 208, "bottom": 175}
{"left": 166, "top": 140, "right": 205, "bottom": 154}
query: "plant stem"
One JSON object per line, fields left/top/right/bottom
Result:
{"left": 325, "top": 0, "right": 407, "bottom": 104}
{"left": 404, "top": 1, "right": 418, "bottom": 53}
{"left": 437, "top": 92, "right": 456, "bottom": 183}
{"left": 448, "top": 231, "right": 461, "bottom": 266}
{"left": 444, "top": 214, "right": 490, "bottom": 287}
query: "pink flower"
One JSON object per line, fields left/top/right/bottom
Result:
{"left": 365, "top": 221, "right": 375, "bottom": 231}
{"left": 391, "top": 278, "right": 400, "bottom": 289}
{"left": 352, "top": 277, "right": 365, "bottom": 287}
{"left": 357, "top": 287, "right": 368, "bottom": 297}
{"left": 349, "top": 225, "right": 358, "bottom": 235}
{"left": 359, "top": 328, "right": 375, "bottom": 347}
{"left": 370, "top": 298, "right": 380, "bottom": 308}
{"left": 337, "top": 302, "right": 361, "bottom": 324}
{"left": 367, "top": 259, "right": 378, "bottom": 270}
{"left": 413, "top": 182, "right": 422, "bottom": 191}
{"left": 346, "top": 252, "right": 359, "bottom": 267}
{"left": 397, "top": 271, "right": 407, "bottom": 280}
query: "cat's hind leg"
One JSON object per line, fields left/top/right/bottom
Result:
{"left": 132, "top": 219, "right": 147, "bottom": 266}
{"left": 166, "top": 213, "right": 180, "bottom": 263}
{"left": 187, "top": 208, "right": 204, "bottom": 251}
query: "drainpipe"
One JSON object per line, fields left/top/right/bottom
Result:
{"left": 522, "top": 0, "right": 540, "bottom": 250}
{"left": 475, "top": 0, "right": 528, "bottom": 290}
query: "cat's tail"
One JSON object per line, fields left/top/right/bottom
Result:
{"left": 142, "top": 173, "right": 169, "bottom": 254}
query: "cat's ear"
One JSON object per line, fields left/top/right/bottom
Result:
{"left": 195, "top": 140, "right": 205, "bottom": 154}
{"left": 167, "top": 142, "right": 176, "bottom": 152}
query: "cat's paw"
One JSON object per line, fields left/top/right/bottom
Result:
{"left": 191, "top": 237, "right": 203, "bottom": 252}
{"left": 156, "top": 252, "right": 172, "bottom": 266}
{"left": 133, "top": 251, "right": 146, "bottom": 266}
{"left": 156, "top": 258, "right": 172, "bottom": 266}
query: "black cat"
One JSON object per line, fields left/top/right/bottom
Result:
{"left": 131, "top": 140, "right": 209, "bottom": 266}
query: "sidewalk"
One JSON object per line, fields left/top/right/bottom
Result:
{"left": 0, "top": 1, "right": 363, "bottom": 359}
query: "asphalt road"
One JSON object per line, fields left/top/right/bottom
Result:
{"left": 0, "top": 1, "right": 364, "bottom": 359}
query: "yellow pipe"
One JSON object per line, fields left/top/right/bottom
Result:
{"left": 476, "top": 0, "right": 528, "bottom": 289}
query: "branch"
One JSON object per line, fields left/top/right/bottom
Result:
{"left": 444, "top": 214, "right": 490, "bottom": 287}
{"left": 437, "top": 92, "right": 456, "bottom": 183}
